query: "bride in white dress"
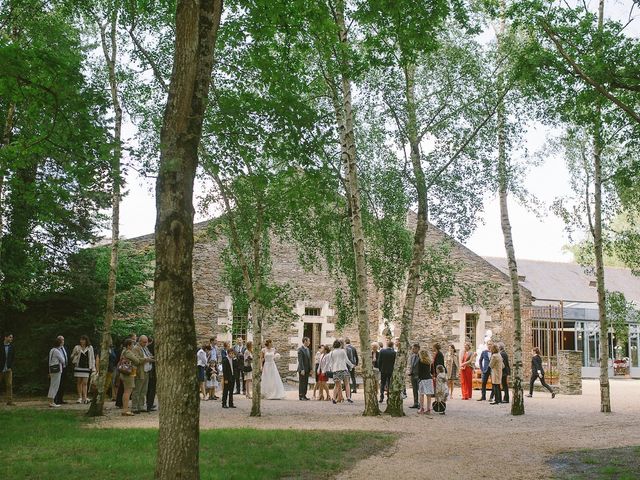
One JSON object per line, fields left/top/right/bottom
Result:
{"left": 260, "top": 339, "right": 286, "bottom": 399}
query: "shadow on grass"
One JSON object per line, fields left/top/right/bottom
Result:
{"left": 549, "top": 446, "right": 640, "bottom": 480}
{"left": 0, "top": 408, "right": 396, "bottom": 479}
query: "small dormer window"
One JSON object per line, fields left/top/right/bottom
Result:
{"left": 589, "top": 280, "right": 597, "bottom": 287}
{"left": 518, "top": 275, "right": 526, "bottom": 282}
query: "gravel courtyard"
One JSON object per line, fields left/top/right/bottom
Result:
{"left": 67, "top": 379, "right": 640, "bottom": 479}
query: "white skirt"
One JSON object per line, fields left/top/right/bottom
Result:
{"left": 418, "top": 379, "right": 434, "bottom": 395}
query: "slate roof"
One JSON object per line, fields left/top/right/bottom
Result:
{"left": 483, "top": 257, "right": 640, "bottom": 306}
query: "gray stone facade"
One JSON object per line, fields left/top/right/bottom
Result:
{"left": 130, "top": 214, "right": 533, "bottom": 376}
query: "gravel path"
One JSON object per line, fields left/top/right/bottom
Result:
{"left": 11, "top": 379, "right": 640, "bottom": 479}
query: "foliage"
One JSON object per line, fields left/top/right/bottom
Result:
{"left": 0, "top": 409, "right": 395, "bottom": 479}
{"left": 605, "top": 290, "right": 636, "bottom": 347}
{"left": 0, "top": 0, "right": 112, "bottom": 309}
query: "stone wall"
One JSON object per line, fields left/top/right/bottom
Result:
{"left": 128, "top": 217, "right": 533, "bottom": 377}
{"left": 557, "top": 350, "right": 583, "bottom": 395}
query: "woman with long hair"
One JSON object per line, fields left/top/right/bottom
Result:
{"left": 459, "top": 342, "right": 475, "bottom": 400}
{"left": 328, "top": 340, "right": 354, "bottom": 404}
{"left": 417, "top": 350, "right": 434, "bottom": 414}
{"left": 71, "top": 335, "right": 95, "bottom": 404}
{"left": 445, "top": 344, "right": 459, "bottom": 399}
{"left": 316, "top": 345, "right": 331, "bottom": 401}
{"left": 489, "top": 344, "right": 504, "bottom": 405}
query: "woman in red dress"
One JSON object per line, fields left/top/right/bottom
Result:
{"left": 459, "top": 342, "right": 476, "bottom": 400}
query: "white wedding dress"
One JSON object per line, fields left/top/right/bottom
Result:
{"left": 261, "top": 348, "right": 286, "bottom": 399}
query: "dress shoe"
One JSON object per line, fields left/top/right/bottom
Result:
{"left": 229, "top": 405, "right": 236, "bottom": 408}
{"left": 551, "top": 392, "right": 556, "bottom": 399}
{"left": 525, "top": 394, "right": 533, "bottom": 398}
{"left": 489, "top": 401, "right": 501, "bottom": 405}
{"left": 222, "top": 405, "right": 228, "bottom": 408}
{"left": 147, "top": 405, "right": 157, "bottom": 411}
{"left": 477, "top": 398, "right": 486, "bottom": 401}
{"left": 347, "top": 399, "right": 353, "bottom": 404}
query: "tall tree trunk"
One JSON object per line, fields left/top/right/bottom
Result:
{"left": 154, "top": 1, "right": 222, "bottom": 478}
{"left": 250, "top": 303, "right": 263, "bottom": 416}
{"left": 333, "top": 0, "right": 379, "bottom": 416}
{"left": 386, "top": 63, "right": 428, "bottom": 417}
{"left": 593, "top": 0, "right": 611, "bottom": 414}
{"left": 0, "top": 103, "right": 16, "bottom": 251}
{"left": 89, "top": 6, "right": 123, "bottom": 418}
{"left": 496, "top": 0, "right": 525, "bottom": 416}
{"left": 593, "top": 108, "right": 611, "bottom": 413}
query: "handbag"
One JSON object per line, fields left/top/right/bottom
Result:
{"left": 49, "top": 349, "right": 61, "bottom": 373}
{"left": 326, "top": 370, "right": 333, "bottom": 379}
{"left": 118, "top": 354, "right": 133, "bottom": 375}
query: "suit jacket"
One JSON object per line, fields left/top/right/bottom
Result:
{"left": 345, "top": 344, "right": 359, "bottom": 368}
{"left": 479, "top": 349, "right": 491, "bottom": 374}
{"left": 409, "top": 353, "right": 420, "bottom": 379}
{"left": 500, "top": 351, "right": 511, "bottom": 376}
{"left": 127, "top": 346, "right": 147, "bottom": 380}
{"left": 58, "top": 346, "right": 69, "bottom": 371}
{"left": 222, "top": 356, "right": 235, "bottom": 384}
{"left": 378, "top": 348, "right": 396, "bottom": 375}
{"left": 531, "top": 355, "right": 544, "bottom": 376}
{"left": 1, "top": 343, "right": 15, "bottom": 371}
{"left": 297, "top": 346, "right": 311, "bottom": 374}
{"left": 489, "top": 353, "right": 504, "bottom": 384}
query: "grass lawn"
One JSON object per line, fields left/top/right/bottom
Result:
{"left": 550, "top": 446, "right": 640, "bottom": 480}
{"left": 0, "top": 409, "right": 395, "bottom": 479}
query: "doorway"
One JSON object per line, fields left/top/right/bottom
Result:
{"left": 303, "top": 322, "right": 322, "bottom": 357}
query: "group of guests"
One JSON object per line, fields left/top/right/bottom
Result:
{"left": 46, "top": 332, "right": 158, "bottom": 415}
{"left": 47, "top": 334, "right": 100, "bottom": 407}
{"left": 196, "top": 336, "right": 255, "bottom": 409}
{"left": 305, "top": 338, "right": 359, "bottom": 404}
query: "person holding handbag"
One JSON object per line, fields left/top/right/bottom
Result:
{"left": 48, "top": 337, "right": 66, "bottom": 408}
{"left": 119, "top": 339, "right": 142, "bottom": 416}
{"left": 71, "top": 335, "right": 95, "bottom": 404}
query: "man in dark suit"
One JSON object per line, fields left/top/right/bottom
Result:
{"left": 54, "top": 335, "right": 69, "bottom": 405}
{"left": 233, "top": 337, "right": 246, "bottom": 395}
{"left": 499, "top": 343, "right": 511, "bottom": 403}
{"left": 408, "top": 343, "right": 420, "bottom": 408}
{"left": 378, "top": 340, "right": 396, "bottom": 403}
{"left": 1, "top": 333, "right": 15, "bottom": 405}
{"left": 345, "top": 338, "right": 359, "bottom": 394}
{"left": 297, "top": 337, "right": 312, "bottom": 400}
{"left": 222, "top": 349, "right": 236, "bottom": 408}
{"left": 477, "top": 340, "right": 493, "bottom": 401}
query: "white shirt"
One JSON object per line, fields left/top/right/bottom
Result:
{"left": 197, "top": 349, "right": 208, "bottom": 367}
{"left": 142, "top": 346, "right": 153, "bottom": 372}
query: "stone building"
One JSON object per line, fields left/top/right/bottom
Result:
{"left": 129, "top": 214, "right": 533, "bottom": 376}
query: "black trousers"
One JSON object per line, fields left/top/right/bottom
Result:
{"left": 501, "top": 375, "right": 510, "bottom": 402}
{"left": 529, "top": 373, "right": 553, "bottom": 395}
{"left": 380, "top": 373, "right": 392, "bottom": 399}
{"left": 349, "top": 368, "right": 357, "bottom": 392}
{"left": 223, "top": 376, "right": 235, "bottom": 406}
{"left": 491, "top": 384, "right": 502, "bottom": 403}
{"left": 115, "top": 378, "right": 124, "bottom": 408}
{"left": 235, "top": 370, "right": 244, "bottom": 394}
{"left": 411, "top": 377, "right": 419, "bottom": 406}
{"left": 146, "top": 368, "right": 157, "bottom": 410}
{"left": 299, "top": 372, "right": 309, "bottom": 398}
{"left": 54, "top": 368, "right": 67, "bottom": 404}
{"left": 480, "top": 369, "right": 492, "bottom": 399}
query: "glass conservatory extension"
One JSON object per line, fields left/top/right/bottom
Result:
{"left": 529, "top": 305, "right": 640, "bottom": 378}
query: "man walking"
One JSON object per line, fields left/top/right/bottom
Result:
{"left": 0, "top": 333, "right": 15, "bottom": 405}
{"left": 54, "top": 336, "right": 69, "bottom": 405}
{"left": 477, "top": 340, "right": 493, "bottom": 401}
{"left": 499, "top": 343, "right": 511, "bottom": 403}
{"left": 297, "top": 337, "right": 312, "bottom": 400}
{"left": 378, "top": 340, "right": 397, "bottom": 403}
{"left": 408, "top": 343, "right": 420, "bottom": 409}
{"left": 233, "top": 337, "right": 246, "bottom": 395}
{"left": 345, "top": 338, "right": 359, "bottom": 394}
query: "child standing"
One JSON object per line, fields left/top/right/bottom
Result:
{"left": 434, "top": 364, "right": 449, "bottom": 415}
{"left": 417, "top": 350, "right": 433, "bottom": 414}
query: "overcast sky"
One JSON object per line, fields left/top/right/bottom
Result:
{"left": 113, "top": 1, "right": 638, "bottom": 264}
